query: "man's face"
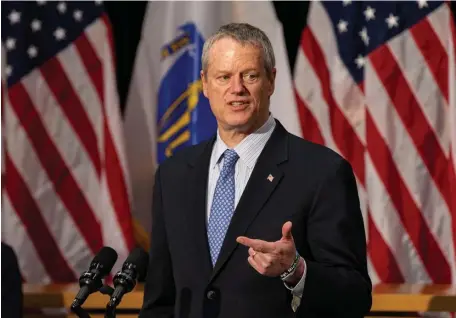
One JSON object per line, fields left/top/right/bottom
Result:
{"left": 201, "top": 37, "right": 275, "bottom": 133}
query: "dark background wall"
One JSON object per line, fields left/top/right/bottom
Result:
{"left": 103, "top": 1, "right": 455, "bottom": 113}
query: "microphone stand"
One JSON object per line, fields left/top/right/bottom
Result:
{"left": 105, "top": 298, "right": 117, "bottom": 318}
{"left": 70, "top": 301, "right": 91, "bottom": 318}
{"left": 105, "top": 286, "right": 124, "bottom": 318}
{"left": 70, "top": 285, "right": 114, "bottom": 318}
{"left": 103, "top": 285, "right": 116, "bottom": 318}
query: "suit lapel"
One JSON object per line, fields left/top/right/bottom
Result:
{"left": 186, "top": 137, "right": 215, "bottom": 278}
{"left": 210, "top": 121, "right": 289, "bottom": 282}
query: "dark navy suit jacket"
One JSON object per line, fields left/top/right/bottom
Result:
{"left": 140, "top": 120, "right": 372, "bottom": 318}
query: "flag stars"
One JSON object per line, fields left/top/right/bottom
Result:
{"left": 359, "top": 27, "right": 369, "bottom": 46}
{"left": 9, "top": 10, "right": 21, "bottom": 24}
{"left": 355, "top": 55, "right": 365, "bottom": 69}
{"left": 74, "top": 10, "right": 83, "bottom": 21}
{"left": 386, "top": 14, "right": 399, "bottom": 28}
{"left": 57, "top": 2, "right": 67, "bottom": 14}
{"left": 417, "top": 0, "right": 428, "bottom": 9}
{"left": 31, "top": 19, "right": 42, "bottom": 32}
{"left": 364, "top": 6, "right": 376, "bottom": 21}
{"left": 28, "top": 46, "right": 38, "bottom": 58}
{"left": 5, "top": 38, "right": 16, "bottom": 51}
{"left": 337, "top": 20, "right": 348, "bottom": 33}
{"left": 54, "top": 27, "right": 66, "bottom": 40}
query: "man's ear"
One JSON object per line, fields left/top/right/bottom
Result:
{"left": 268, "top": 68, "right": 276, "bottom": 96}
{"left": 201, "top": 70, "right": 208, "bottom": 98}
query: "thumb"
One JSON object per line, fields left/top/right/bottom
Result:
{"left": 281, "top": 221, "right": 293, "bottom": 241}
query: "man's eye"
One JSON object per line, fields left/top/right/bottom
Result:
{"left": 245, "top": 74, "right": 258, "bottom": 81}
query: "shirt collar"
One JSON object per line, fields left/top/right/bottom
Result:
{"left": 211, "top": 114, "right": 276, "bottom": 169}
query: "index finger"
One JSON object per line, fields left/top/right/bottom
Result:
{"left": 236, "top": 236, "right": 276, "bottom": 253}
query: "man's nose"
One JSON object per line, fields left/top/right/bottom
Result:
{"left": 229, "top": 75, "right": 246, "bottom": 94}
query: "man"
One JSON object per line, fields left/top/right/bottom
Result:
{"left": 140, "top": 23, "right": 372, "bottom": 318}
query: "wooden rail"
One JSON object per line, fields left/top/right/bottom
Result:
{"left": 23, "top": 283, "right": 456, "bottom": 317}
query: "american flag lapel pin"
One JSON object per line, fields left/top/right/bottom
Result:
{"left": 267, "top": 174, "right": 274, "bottom": 182}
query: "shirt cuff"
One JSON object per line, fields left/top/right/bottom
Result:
{"left": 283, "top": 258, "right": 307, "bottom": 312}
{"left": 283, "top": 257, "right": 307, "bottom": 297}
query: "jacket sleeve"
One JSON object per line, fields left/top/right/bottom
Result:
{"left": 139, "top": 166, "right": 176, "bottom": 318}
{"left": 296, "top": 158, "right": 372, "bottom": 317}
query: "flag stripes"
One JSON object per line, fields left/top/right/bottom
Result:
{"left": 2, "top": 1, "right": 134, "bottom": 282}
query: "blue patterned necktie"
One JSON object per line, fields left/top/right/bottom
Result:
{"left": 207, "top": 149, "right": 239, "bottom": 266}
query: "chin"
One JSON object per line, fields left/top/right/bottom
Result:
{"left": 222, "top": 118, "right": 257, "bottom": 133}
{"left": 225, "top": 112, "right": 253, "bottom": 127}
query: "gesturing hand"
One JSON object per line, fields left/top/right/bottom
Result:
{"left": 236, "top": 221, "right": 297, "bottom": 278}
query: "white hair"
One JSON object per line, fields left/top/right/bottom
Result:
{"left": 201, "top": 23, "right": 276, "bottom": 78}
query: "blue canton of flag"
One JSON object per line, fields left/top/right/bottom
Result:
{"left": 2, "top": 1, "right": 104, "bottom": 87}
{"left": 156, "top": 23, "right": 217, "bottom": 164}
{"left": 322, "top": 0, "right": 443, "bottom": 84}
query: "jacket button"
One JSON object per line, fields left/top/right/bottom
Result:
{"left": 206, "top": 290, "right": 216, "bottom": 300}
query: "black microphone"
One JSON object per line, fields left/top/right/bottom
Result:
{"left": 107, "top": 247, "right": 149, "bottom": 309}
{"left": 71, "top": 246, "right": 118, "bottom": 309}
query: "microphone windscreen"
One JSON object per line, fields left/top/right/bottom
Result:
{"left": 125, "top": 247, "right": 149, "bottom": 280}
{"left": 93, "top": 246, "right": 118, "bottom": 275}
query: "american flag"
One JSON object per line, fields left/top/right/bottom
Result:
{"left": 1, "top": 1, "right": 135, "bottom": 283}
{"left": 294, "top": 0, "right": 456, "bottom": 285}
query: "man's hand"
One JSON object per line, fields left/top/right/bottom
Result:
{"left": 236, "top": 221, "right": 298, "bottom": 278}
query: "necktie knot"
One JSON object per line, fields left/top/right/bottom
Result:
{"left": 222, "top": 149, "right": 239, "bottom": 170}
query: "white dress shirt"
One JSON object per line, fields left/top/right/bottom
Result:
{"left": 206, "top": 115, "right": 306, "bottom": 307}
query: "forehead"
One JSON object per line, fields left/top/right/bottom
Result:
{"left": 207, "top": 37, "right": 263, "bottom": 70}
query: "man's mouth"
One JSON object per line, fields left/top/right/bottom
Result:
{"left": 228, "top": 101, "right": 249, "bottom": 106}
